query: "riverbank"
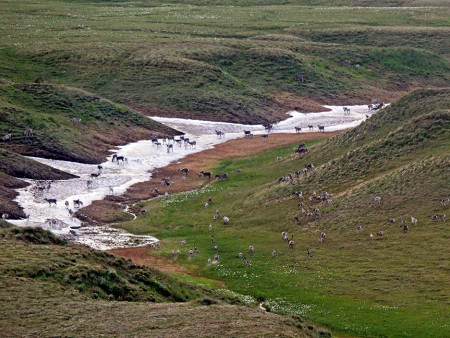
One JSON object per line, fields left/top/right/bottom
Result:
{"left": 8, "top": 104, "right": 370, "bottom": 250}
{"left": 82, "top": 131, "right": 341, "bottom": 225}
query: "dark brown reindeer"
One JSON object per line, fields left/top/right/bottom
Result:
{"left": 44, "top": 198, "right": 57, "bottom": 206}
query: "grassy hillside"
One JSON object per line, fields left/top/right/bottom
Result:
{"left": 0, "top": 0, "right": 448, "bottom": 123}
{"left": 113, "top": 89, "right": 450, "bottom": 336}
{"left": 0, "top": 80, "right": 177, "bottom": 164}
{"left": 0, "top": 222, "right": 328, "bottom": 337}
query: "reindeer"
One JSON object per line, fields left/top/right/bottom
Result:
{"left": 308, "top": 125, "right": 313, "bottom": 131}
{"left": 318, "top": 125, "right": 325, "bottom": 132}
{"left": 215, "top": 130, "right": 225, "bottom": 139}
{"left": 44, "top": 198, "right": 57, "bottom": 206}
{"left": 319, "top": 232, "right": 326, "bottom": 243}
{"left": 295, "top": 126, "right": 302, "bottom": 133}
{"left": 289, "top": 239, "right": 295, "bottom": 249}
{"left": 23, "top": 128, "right": 33, "bottom": 137}
{"left": 215, "top": 173, "right": 228, "bottom": 180}
{"left": 178, "top": 168, "right": 189, "bottom": 175}
{"left": 200, "top": 171, "right": 212, "bottom": 178}
{"left": 2, "top": 134, "right": 11, "bottom": 141}
{"left": 73, "top": 199, "right": 83, "bottom": 208}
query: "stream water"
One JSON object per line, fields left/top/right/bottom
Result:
{"left": 9, "top": 104, "right": 373, "bottom": 250}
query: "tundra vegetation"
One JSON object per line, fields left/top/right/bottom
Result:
{"left": 0, "top": 221, "right": 327, "bottom": 336}
{"left": 0, "top": 0, "right": 448, "bottom": 124}
{"left": 115, "top": 89, "right": 450, "bottom": 337}
{"left": 0, "top": 0, "right": 449, "bottom": 336}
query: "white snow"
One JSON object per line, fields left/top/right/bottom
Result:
{"left": 9, "top": 104, "right": 374, "bottom": 250}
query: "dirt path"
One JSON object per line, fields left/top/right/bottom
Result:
{"left": 81, "top": 131, "right": 341, "bottom": 224}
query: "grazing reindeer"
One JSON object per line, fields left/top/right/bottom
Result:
{"left": 215, "top": 130, "right": 225, "bottom": 138}
{"left": 431, "top": 214, "right": 446, "bottom": 221}
{"left": 71, "top": 118, "right": 82, "bottom": 123}
{"left": 200, "top": 171, "right": 212, "bottom": 178}
{"left": 261, "top": 134, "right": 269, "bottom": 141}
{"left": 23, "top": 128, "right": 33, "bottom": 137}
{"left": 272, "top": 249, "right": 276, "bottom": 258}
{"left": 289, "top": 239, "right": 295, "bottom": 249}
{"left": 319, "top": 232, "right": 326, "bottom": 243}
{"left": 161, "top": 177, "right": 171, "bottom": 187}
{"left": 44, "top": 198, "right": 57, "bottom": 206}
{"left": 178, "top": 168, "right": 189, "bottom": 175}
{"left": 377, "top": 231, "right": 384, "bottom": 237}
{"left": 411, "top": 216, "right": 418, "bottom": 225}
{"left": 374, "top": 196, "right": 382, "bottom": 205}
{"left": 215, "top": 173, "right": 228, "bottom": 180}
{"left": 223, "top": 216, "right": 229, "bottom": 224}
{"left": 249, "top": 244, "right": 254, "bottom": 253}
{"left": 318, "top": 125, "right": 325, "bottom": 132}
{"left": 295, "top": 126, "right": 302, "bottom": 133}
{"left": 2, "top": 134, "right": 11, "bottom": 141}
{"left": 73, "top": 199, "right": 83, "bottom": 208}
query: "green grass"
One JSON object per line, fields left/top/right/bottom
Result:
{"left": 115, "top": 89, "right": 450, "bottom": 336}
{"left": 0, "top": 0, "right": 448, "bottom": 123}
{"left": 0, "top": 223, "right": 328, "bottom": 337}
{"left": 0, "top": 81, "right": 176, "bottom": 163}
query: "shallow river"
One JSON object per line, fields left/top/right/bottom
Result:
{"left": 9, "top": 105, "right": 372, "bottom": 250}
